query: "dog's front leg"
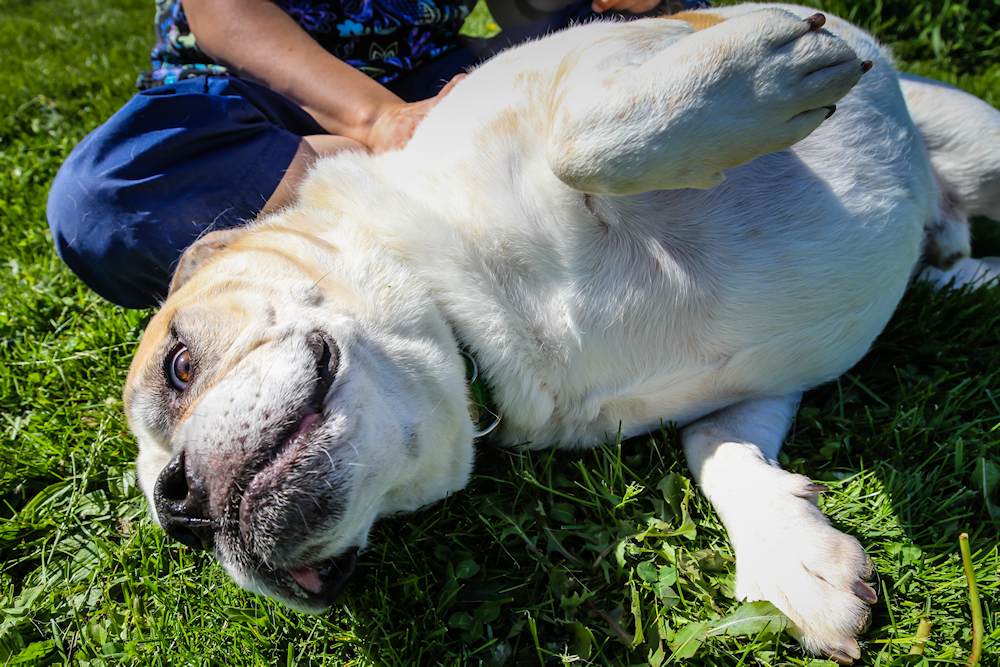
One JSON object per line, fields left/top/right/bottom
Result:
{"left": 681, "top": 394, "right": 876, "bottom": 664}
{"left": 547, "top": 9, "right": 869, "bottom": 195}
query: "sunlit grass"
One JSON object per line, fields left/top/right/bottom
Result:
{"left": 1, "top": 0, "right": 998, "bottom": 664}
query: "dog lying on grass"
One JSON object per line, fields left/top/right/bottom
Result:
{"left": 123, "top": 4, "right": 1000, "bottom": 662}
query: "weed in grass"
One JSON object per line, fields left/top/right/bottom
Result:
{"left": 2, "top": 0, "right": 999, "bottom": 665}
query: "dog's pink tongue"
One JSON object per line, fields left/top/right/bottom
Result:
{"left": 287, "top": 565, "right": 323, "bottom": 594}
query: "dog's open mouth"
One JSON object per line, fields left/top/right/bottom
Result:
{"left": 285, "top": 547, "right": 360, "bottom": 602}
{"left": 225, "top": 334, "right": 360, "bottom": 606}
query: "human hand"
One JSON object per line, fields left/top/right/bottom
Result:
{"left": 591, "top": 0, "right": 662, "bottom": 14}
{"left": 365, "top": 74, "right": 466, "bottom": 152}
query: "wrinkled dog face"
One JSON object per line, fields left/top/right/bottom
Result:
{"left": 125, "top": 228, "right": 474, "bottom": 611}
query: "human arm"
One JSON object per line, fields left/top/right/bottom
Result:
{"left": 183, "top": 0, "right": 459, "bottom": 152}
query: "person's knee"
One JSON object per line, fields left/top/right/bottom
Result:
{"left": 47, "top": 78, "right": 317, "bottom": 308}
{"left": 47, "top": 133, "right": 172, "bottom": 309}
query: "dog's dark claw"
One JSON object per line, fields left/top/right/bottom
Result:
{"left": 823, "top": 649, "right": 855, "bottom": 665}
{"left": 805, "top": 13, "right": 826, "bottom": 31}
{"left": 825, "top": 105, "right": 837, "bottom": 120}
{"left": 794, "top": 482, "right": 829, "bottom": 499}
{"left": 853, "top": 580, "right": 878, "bottom": 605}
{"left": 861, "top": 60, "right": 874, "bottom": 74}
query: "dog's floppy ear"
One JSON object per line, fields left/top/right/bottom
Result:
{"left": 169, "top": 227, "right": 247, "bottom": 296}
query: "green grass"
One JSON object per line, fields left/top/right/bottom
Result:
{"left": 1, "top": 0, "right": 999, "bottom": 664}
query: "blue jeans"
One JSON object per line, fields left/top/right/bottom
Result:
{"left": 47, "top": 1, "right": 706, "bottom": 307}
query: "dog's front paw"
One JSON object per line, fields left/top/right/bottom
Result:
{"left": 728, "top": 474, "right": 876, "bottom": 664}
{"left": 677, "top": 9, "right": 869, "bottom": 162}
{"left": 737, "top": 10, "right": 867, "bottom": 121}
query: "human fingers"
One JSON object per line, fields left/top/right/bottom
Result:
{"left": 366, "top": 103, "right": 421, "bottom": 152}
{"left": 374, "top": 74, "right": 466, "bottom": 150}
{"left": 365, "top": 78, "right": 460, "bottom": 153}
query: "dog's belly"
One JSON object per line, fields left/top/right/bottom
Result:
{"left": 421, "top": 91, "right": 930, "bottom": 447}
{"left": 567, "top": 150, "right": 928, "bottom": 444}
{"left": 302, "top": 10, "right": 933, "bottom": 448}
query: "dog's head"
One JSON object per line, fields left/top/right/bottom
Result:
{"left": 124, "top": 220, "right": 475, "bottom": 611}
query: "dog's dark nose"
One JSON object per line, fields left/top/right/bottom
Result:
{"left": 153, "top": 452, "right": 216, "bottom": 551}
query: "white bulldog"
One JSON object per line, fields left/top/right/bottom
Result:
{"left": 123, "top": 5, "right": 1000, "bottom": 662}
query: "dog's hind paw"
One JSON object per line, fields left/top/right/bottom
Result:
{"left": 920, "top": 256, "right": 1000, "bottom": 290}
{"left": 923, "top": 182, "right": 971, "bottom": 270}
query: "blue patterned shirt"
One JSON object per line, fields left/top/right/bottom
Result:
{"left": 139, "top": 0, "right": 477, "bottom": 89}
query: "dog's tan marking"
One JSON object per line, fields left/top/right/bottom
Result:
{"left": 173, "top": 224, "right": 359, "bottom": 307}
{"left": 668, "top": 11, "right": 727, "bottom": 31}
{"left": 513, "top": 70, "right": 544, "bottom": 88}
{"left": 488, "top": 108, "right": 524, "bottom": 140}
{"left": 552, "top": 48, "right": 582, "bottom": 92}
{"left": 124, "top": 311, "right": 173, "bottom": 411}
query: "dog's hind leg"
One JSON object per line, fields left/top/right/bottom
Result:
{"left": 900, "top": 74, "right": 1000, "bottom": 270}
{"left": 546, "top": 9, "right": 868, "bottom": 195}
{"left": 919, "top": 256, "right": 1000, "bottom": 290}
{"left": 682, "top": 394, "right": 876, "bottom": 664}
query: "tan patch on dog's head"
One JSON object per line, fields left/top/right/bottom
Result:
{"left": 667, "top": 11, "right": 726, "bottom": 31}
{"left": 124, "top": 224, "right": 334, "bottom": 424}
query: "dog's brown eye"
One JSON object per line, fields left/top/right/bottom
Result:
{"left": 169, "top": 346, "right": 192, "bottom": 390}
